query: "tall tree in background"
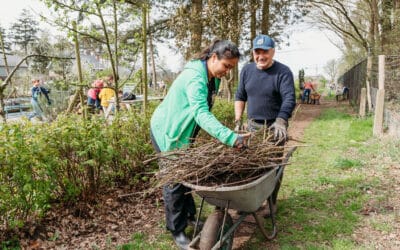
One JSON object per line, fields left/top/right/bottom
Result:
{"left": 308, "top": 0, "right": 370, "bottom": 66}
{"left": 249, "top": 0, "right": 259, "bottom": 50}
{"left": 0, "top": 24, "right": 11, "bottom": 53}
{"left": 9, "top": 9, "right": 39, "bottom": 55}
{"left": 255, "top": 0, "right": 309, "bottom": 47}
{"left": 260, "top": 0, "right": 271, "bottom": 34}
{"left": 0, "top": 24, "right": 13, "bottom": 95}
{"left": 162, "top": 0, "right": 307, "bottom": 99}
{"left": 308, "top": 0, "right": 400, "bottom": 64}
{"left": 324, "top": 59, "right": 339, "bottom": 85}
{"left": 142, "top": 1, "right": 148, "bottom": 113}
{"left": 30, "top": 32, "right": 52, "bottom": 74}
{"left": 51, "top": 36, "right": 74, "bottom": 85}
{"left": 380, "top": 0, "right": 400, "bottom": 54}
{"left": 167, "top": 0, "right": 308, "bottom": 56}
{"left": 188, "top": 0, "right": 202, "bottom": 59}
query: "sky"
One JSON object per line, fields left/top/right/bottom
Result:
{"left": 274, "top": 25, "right": 342, "bottom": 78}
{"left": 0, "top": 1, "right": 342, "bottom": 78}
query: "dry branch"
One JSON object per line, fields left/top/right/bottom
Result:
{"left": 148, "top": 130, "right": 295, "bottom": 188}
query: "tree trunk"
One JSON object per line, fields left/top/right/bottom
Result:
{"left": 113, "top": 0, "right": 119, "bottom": 84}
{"left": 188, "top": 0, "right": 202, "bottom": 60}
{"left": 148, "top": 8, "right": 157, "bottom": 90}
{"left": 67, "top": 21, "right": 86, "bottom": 118}
{"left": 142, "top": 3, "right": 148, "bottom": 113}
{"left": 250, "top": 0, "right": 257, "bottom": 52}
{"left": 380, "top": 0, "right": 393, "bottom": 53}
{"left": 261, "top": 0, "right": 270, "bottom": 34}
{"left": 97, "top": 3, "right": 120, "bottom": 112}
{"left": 367, "top": 0, "right": 378, "bottom": 55}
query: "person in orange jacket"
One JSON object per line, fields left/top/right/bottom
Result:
{"left": 302, "top": 81, "right": 315, "bottom": 104}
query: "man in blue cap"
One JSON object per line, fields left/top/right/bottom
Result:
{"left": 234, "top": 34, "right": 296, "bottom": 216}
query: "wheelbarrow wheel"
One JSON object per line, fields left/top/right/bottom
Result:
{"left": 199, "top": 210, "right": 233, "bottom": 250}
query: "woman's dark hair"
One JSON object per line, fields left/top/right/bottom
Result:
{"left": 193, "top": 39, "right": 241, "bottom": 60}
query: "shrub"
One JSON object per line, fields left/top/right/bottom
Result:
{"left": 0, "top": 107, "right": 156, "bottom": 232}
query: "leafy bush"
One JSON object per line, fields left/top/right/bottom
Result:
{"left": 0, "top": 107, "right": 156, "bottom": 232}
{"left": 0, "top": 123, "right": 54, "bottom": 230}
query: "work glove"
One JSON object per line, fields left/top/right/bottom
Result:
{"left": 234, "top": 120, "right": 243, "bottom": 132}
{"left": 234, "top": 132, "right": 251, "bottom": 150}
{"left": 48, "top": 100, "right": 52, "bottom": 105}
{"left": 269, "top": 118, "right": 288, "bottom": 144}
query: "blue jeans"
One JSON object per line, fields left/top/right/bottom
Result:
{"left": 28, "top": 99, "right": 44, "bottom": 120}
{"left": 302, "top": 89, "right": 311, "bottom": 103}
{"left": 87, "top": 97, "right": 101, "bottom": 109}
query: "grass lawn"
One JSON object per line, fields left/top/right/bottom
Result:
{"left": 243, "top": 108, "right": 399, "bottom": 249}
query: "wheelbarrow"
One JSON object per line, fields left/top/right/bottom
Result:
{"left": 184, "top": 146, "right": 296, "bottom": 250}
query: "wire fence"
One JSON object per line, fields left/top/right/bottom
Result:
{"left": 338, "top": 55, "right": 400, "bottom": 138}
{"left": 338, "top": 59, "right": 367, "bottom": 106}
{"left": 338, "top": 55, "right": 400, "bottom": 103}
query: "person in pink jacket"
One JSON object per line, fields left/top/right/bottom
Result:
{"left": 87, "top": 79, "right": 104, "bottom": 111}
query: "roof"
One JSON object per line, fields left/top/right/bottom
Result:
{"left": 0, "top": 54, "right": 28, "bottom": 68}
{"left": 0, "top": 55, "right": 29, "bottom": 78}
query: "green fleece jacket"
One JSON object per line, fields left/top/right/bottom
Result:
{"left": 150, "top": 60, "right": 237, "bottom": 152}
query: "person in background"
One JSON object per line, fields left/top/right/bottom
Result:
{"left": 98, "top": 81, "right": 116, "bottom": 112}
{"left": 302, "top": 80, "right": 315, "bottom": 104}
{"left": 342, "top": 86, "right": 349, "bottom": 100}
{"left": 150, "top": 39, "right": 251, "bottom": 250}
{"left": 234, "top": 34, "right": 296, "bottom": 217}
{"left": 87, "top": 79, "right": 104, "bottom": 112}
{"left": 28, "top": 79, "right": 51, "bottom": 121}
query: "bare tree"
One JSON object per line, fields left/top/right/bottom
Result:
{"left": 323, "top": 58, "right": 339, "bottom": 85}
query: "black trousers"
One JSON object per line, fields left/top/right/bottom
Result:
{"left": 150, "top": 130, "right": 196, "bottom": 234}
{"left": 162, "top": 184, "right": 196, "bottom": 234}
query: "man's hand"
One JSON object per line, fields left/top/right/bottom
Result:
{"left": 234, "top": 120, "right": 242, "bottom": 132}
{"left": 269, "top": 118, "right": 288, "bottom": 143}
{"left": 234, "top": 132, "right": 252, "bottom": 149}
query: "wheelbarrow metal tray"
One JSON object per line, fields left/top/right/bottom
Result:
{"left": 184, "top": 168, "right": 276, "bottom": 213}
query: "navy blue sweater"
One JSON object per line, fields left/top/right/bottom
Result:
{"left": 235, "top": 61, "right": 296, "bottom": 122}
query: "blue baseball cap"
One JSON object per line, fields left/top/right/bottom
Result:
{"left": 253, "top": 34, "right": 275, "bottom": 50}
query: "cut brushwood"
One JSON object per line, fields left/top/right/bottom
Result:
{"left": 147, "top": 130, "right": 295, "bottom": 188}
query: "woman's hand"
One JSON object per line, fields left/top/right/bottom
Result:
{"left": 234, "top": 132, "right": 252, "bottom": 149}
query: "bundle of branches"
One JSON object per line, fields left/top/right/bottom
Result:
{"left": 152, "top": 130, "right": 291, "bottom": 188}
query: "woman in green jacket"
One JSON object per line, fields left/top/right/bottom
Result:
{"left": 150, "top": 39, "right": 249, "bottom": 249}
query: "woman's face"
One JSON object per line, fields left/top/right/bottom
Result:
{"left": 208, "top": 54, "right": 238, "bottom": 78}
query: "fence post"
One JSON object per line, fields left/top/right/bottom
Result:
{"left": 373, "top": 55, "right": 385, "bottom": 136}
{"left": 359, "top": 88, "right": 366, "bottom": 118}
{"left": 366, "top": 56, "right": 373, "bottom": 112}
